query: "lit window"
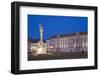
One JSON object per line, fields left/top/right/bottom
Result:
{"left": 50, "top": 46, "right": 53, "bottom": 48}
{"left": 65, "top": 43, "right": 68, "bottom": 48}
{"left": 82, "top": 38, "right": 84, "bottom": 47}
{"left": 74, "top": 43, "right": 76, "bottom": 48}
{"left": 62, "top": 43, "right": 63, "bottom": 48}
{"left": 64, "top": 43, "right": 65, "bottom": 48}
{"left": 86, "top": 39, "right": 88, "bottom": 47}
{"left": 60, "top": 43, "right": 61, "bottom": 48}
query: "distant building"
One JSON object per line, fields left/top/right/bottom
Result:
{"left": 46, "top": 32, "right": 88, "bottom": 53}
{"left": 28, "top": 39, "right": 47, "bottom": 55}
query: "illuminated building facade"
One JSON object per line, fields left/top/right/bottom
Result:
{"left": 47, "top": 32, "right": 88, "bottom": 53}
{"left": 28, "top": 39, "right": 47, "bottom": 55}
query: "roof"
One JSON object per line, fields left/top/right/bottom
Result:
{"left": 28, "top": 39, "right": 46, "bottom": 43}
{"left": 48, "top": 32, "right": 87, "bottom": 40}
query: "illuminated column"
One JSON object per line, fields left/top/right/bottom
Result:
{"left": 39, "top": 24, "right": 43, "bottom": 48}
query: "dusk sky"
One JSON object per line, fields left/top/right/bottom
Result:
{"left": 28, "top": 15, "right": 88, "bottom": 40}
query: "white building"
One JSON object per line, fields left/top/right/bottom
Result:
{"left": 28, "top": 39, "right": 47, "bottom": 55}
{"left": 47, "top": 32, "right": 88, "bottom": 53}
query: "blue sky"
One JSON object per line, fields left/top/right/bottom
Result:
{"left": 28, "top": 15, "right": 88, "bottom": 40}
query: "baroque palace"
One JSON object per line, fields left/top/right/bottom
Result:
{"left": 47, "top": 32, "right": 87, "bottom": 53}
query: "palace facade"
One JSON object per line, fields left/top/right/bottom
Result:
{"left": 46, "top": 32, "right": 87, "bottom": 53}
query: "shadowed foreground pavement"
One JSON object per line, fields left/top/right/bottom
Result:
{"left": 28, "top": 52, "right": 88, "bottom": 61}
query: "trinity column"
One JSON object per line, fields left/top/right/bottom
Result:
{"left": 37, "top": 24, "right": 46, "bottom": 54}
{"left": 39, "top": 24, "right": 43, "bottom": 48}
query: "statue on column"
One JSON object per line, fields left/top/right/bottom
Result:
{"left": 39, "top": 24, "right": 43, "bottom": 48}
{"left": 37, "top": 24, "right": 45, "bottom": 54}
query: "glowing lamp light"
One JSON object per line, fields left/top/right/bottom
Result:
{"left": 50, "top": 46, "right": 53, "bottom": 48}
